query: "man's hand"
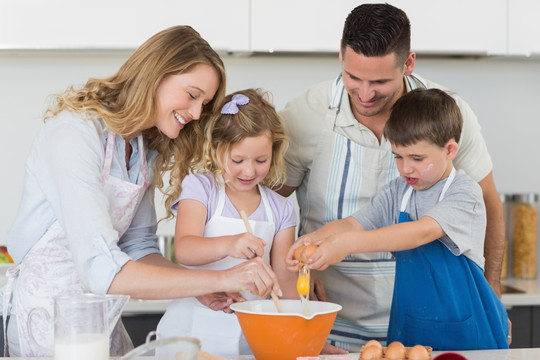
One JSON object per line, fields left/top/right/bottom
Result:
{"left": 310, "top": 271, "right": 327, "bottom": 301}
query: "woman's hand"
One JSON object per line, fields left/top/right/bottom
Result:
{"left": 227, "top": 232, "right": 267, "bottom": 259}
{"left": 224, "top": 257, "right": 282, "bottom": 298}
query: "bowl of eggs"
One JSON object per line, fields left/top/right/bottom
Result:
{"left": 230, "top": 299, "right": 341, "bottom": 360}
{"left": 360, "top": 339, "right": 432, "bottom": 360}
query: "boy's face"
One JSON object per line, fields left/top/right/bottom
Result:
{"left": 392, "top": 139, "right": 457, "bottom": 191}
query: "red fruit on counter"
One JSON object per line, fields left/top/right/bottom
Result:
{"left": 0, "top": 246, "right": 14, "bottom": 263}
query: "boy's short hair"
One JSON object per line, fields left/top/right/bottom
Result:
{"left": 383, "top": 88, "right": 463, "bottom": 147}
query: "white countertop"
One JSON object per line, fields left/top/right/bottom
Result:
{"left": 328, "top": 348, "right": 540, "bottom": 359}
{"left": 501, "top": 276, "right": 540, "bottom": 307}
{"left": 3, "top": 348, "right": 540, "bottom": 359}
{"left": 123, "top": 299, "right": 171, "bottom": 314}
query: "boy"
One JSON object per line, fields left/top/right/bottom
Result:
{"left": 287, "top": 88, "right": 509, "bottom": 350}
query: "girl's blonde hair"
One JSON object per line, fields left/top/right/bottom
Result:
{"left": 200, "top": 88, "right": 289, "bottom": 189}
{"left": 44, "top": 25, "right": 226, "bottom": 220}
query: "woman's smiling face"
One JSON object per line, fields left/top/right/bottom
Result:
{"left": 154, "top": 64, "right": 219, "bottom": 139}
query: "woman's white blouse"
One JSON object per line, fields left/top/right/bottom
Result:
{"left": 6, "top": 111, "right": 161, "bottom": 294}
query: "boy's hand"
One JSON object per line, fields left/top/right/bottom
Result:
{"left": 228, "top": 232, "right": 266, "bottom": 259}
{"left": 285, "top": 236, "right": 307, "bottom": 271}
{"left": 307, "top": 235, "right": 351, "bottom": 271}
{"left": 285, "top": 235, "right": 319, "bottom": 272}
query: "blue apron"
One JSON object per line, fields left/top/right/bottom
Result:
{"left": 387, "top": 168, "right": 509, "bottom": 350}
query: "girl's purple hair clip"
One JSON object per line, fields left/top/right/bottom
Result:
{"left": 221, "top": 94, "right": 250, "bottom": 115}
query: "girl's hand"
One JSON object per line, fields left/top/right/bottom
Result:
{"left": 228, "top": 232, "right": 266, "bottom": 259}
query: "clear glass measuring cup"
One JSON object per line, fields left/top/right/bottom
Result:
{"left": 27, "top": 293, "right": 129, "bottom": 360}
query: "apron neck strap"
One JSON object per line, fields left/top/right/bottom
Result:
{"left": 400, "top": 167, "right": 456, "bottom": 212}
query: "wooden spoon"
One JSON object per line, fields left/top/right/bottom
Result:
{"left": 240, "top": 210, "right": 284, "bottom": 313}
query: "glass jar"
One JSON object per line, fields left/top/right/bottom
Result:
{"left": 511, "top": 193, "right": 538, "bottom": 279}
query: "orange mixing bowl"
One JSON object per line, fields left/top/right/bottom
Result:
{"left": 230, "top": 299, "right": 342, "bottom": 360}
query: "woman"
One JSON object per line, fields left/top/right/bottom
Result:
{"left": 4, "top": 25, "right": 280, "bottom": 357}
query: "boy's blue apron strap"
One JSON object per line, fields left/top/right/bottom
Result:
{"left": 398, "top": 211, "right": 411, "bottom": 223}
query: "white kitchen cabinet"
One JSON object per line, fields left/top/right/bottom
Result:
{"left": 508, "top": 0, "right": 540, "bottom": 56}
{"left": 400, "top": 0, "right": 507, "bottom": 55}
{"left": 250, "top": 0, "right": 507, "bottom": 55}
{"left": 0, "top": 0, "right": 250, "bottom": 52}
{"left": 250, "top": 1, "right": 358, "bottom": 52}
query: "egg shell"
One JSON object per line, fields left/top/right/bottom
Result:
{"left": 360, "top": 345, "right": 384, "bottom": 359}
{"left": 384, "top": 341, "right": 406, "bottom": 359}
{"left": 407, "top": 344, "right": 431, "bottom": 360}
{"left": 293, "top": 244, "right": 319, "bottom": 263}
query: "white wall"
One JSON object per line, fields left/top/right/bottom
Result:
{"left": 1, "top": 51, "right": 540, "bottom": 239}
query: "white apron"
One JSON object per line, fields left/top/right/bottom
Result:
{"left": 3, "top": 132, "right": 149, "bottom": 357}
{"left": 157, "top": 183, "right": 275, "bottom": 357}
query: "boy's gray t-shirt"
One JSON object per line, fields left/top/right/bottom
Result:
{"left": 352, "top": 169, "right": 486, "bottom": 269}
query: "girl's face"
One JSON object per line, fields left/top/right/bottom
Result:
{"left": 223, "top": 133, "right": 273, "bottom": 194}
{"left": 154, "top": 64, "right": 220, "bottom": 139}
{"left": 392, "top": 139, "right": 456, "bottom": 191}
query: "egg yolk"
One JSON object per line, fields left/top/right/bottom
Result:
{"left": 297, "top": 274, "right": 310, "bottom": 296}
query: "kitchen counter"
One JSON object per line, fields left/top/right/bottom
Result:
{"left": 328, "top": 348, "right": 540, "bottom": 359}
{"left": 3, "top": 348, "right": 540, "bottom": 359}
{"left": 501, "top": 276, "right": 540, "bottom": 307}
{"left": 123, "top": 299, "right": 171, "bottom": 314}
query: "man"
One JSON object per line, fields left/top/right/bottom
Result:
{"left": 278, "top": 3, "right": 506, "bottom": 352}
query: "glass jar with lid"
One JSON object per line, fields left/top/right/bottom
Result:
{"left": 511, "top": 193, "right": 538, "bottom": 279}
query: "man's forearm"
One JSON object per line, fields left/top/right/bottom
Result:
{"left": 479, "top": 173, "right": 505, "bottom": 297}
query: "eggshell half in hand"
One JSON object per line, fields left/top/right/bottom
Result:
{"left": 293, "top": 244, "right": 318, "bottom": 264}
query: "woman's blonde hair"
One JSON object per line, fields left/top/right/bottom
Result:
{"left": 199, "top": 88, "right": 289, "bottom": 190}
{"left": 44, "top": 25, "right": 226, "bottom": 220}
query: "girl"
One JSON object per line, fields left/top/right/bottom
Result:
{"left": 157, "top": 89, "right": 298, "bottom": 357}
{"left": 5, "top": 27, "right": 280, "bottom": 357}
